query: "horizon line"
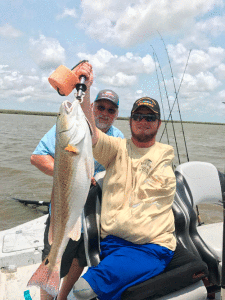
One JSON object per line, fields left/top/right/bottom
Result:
{"left": 0, "top": 109, "right": 224, "bottom": 126}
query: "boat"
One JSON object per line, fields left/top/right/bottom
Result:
{"left": 0, "top": 161, "right": 224, "bottom": 299}
{"left": 0, "top": 215, "right": 47, "bottom": 299}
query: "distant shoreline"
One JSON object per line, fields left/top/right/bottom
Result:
{"left": 0, "top": 109, "right": 224, "bottom": 125}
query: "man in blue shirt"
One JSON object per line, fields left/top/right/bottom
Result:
{"left": 31, "top": 89, "right": 124, "bottom": 300}
{"left": 31, "top": 90, "right": 124, "bottom": 177}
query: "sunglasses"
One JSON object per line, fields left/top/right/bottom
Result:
{"left": 131, "top": 113, "right": 159, "bottom": 122}
{"left": 96, "top": 105, "right": 117, "bottom": 115}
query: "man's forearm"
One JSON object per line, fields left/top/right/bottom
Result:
{"left": 81, "top": 86, "right": 99, "bottom": 145}
{"left": 30, "top": 154, "right": 54, "bottom": 176}
{"left": 72, "top": 61, "right": 98, "bottom": 145}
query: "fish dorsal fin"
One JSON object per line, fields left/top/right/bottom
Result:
{"left": 68, "top": 216, "right": 82, "bottom": 241}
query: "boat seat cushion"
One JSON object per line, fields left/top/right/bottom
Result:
{"left": 121, "top": 242, "right": 208, "bottom": 300}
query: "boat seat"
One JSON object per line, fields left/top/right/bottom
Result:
{"left": 175, "top": 161, "right": 225, "bottom": 286}
{"left": 197, "top": 222, "right": 223, "bottom": 261}
{"left": 121, "top": 241, "right": 208, "bottom": 300}
{"left": 83, "top": 166, "right": 212, "bottom": 300}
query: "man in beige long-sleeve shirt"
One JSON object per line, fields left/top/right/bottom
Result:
{"left": 69, "top": 62, "right": 176, "bottom": 300}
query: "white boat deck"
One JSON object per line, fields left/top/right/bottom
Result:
{"left": 0, "top": 215, "right": 47, "bottom": 270}
{"left": 0, "top": 216, "right": 222, "bottom": 300}
{"left": 0, "top": 263, "right": 84, "bottom": 300}
{"left": 0, "top": 263, "right": 40, "bottom": 300}
{"left": 0, "top": 216, "right": 81, "bottom": 299}
{"left": 0, "top": 216, "right": 46, "bottom": 300}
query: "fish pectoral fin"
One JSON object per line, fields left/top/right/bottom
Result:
{"left": 64, "top": 144, "right": 79, "bottom": 154}
{"left": 68, "top": 216, "right": 82, "bottom": 241}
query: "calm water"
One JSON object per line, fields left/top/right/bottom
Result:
{"left": 0, "top": 113, "right": 224, "bottom": 231}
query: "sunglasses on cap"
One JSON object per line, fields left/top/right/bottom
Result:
{"left": 96, "top": 105, "right": 117, "bottom": 115}
{"left": 131, "top": 113, "right": 159, "bottom": 122}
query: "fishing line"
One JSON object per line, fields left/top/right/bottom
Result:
{"left": 158, "top": 31, "right": 190, "bottom": 163}
{"left": 150, "top": 45, "right": 181, "bottom": 164}
{"left": 158, "top": 49, "right": 192, "bottom": 162}
{"left": 151, "top": 47, "right": 170, "bottom": 145}
{"left": 156, "top": 35, "right": 202, "bottom": 226}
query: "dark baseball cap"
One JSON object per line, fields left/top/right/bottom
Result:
{"left": 94, "top": 89, "right": 119, "bottom": 107}
{"left": 131, "top": 97, "right": 160, "bottom": 118}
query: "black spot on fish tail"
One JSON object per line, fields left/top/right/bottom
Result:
{"left": 45, "top": 258, "right": 49, "bottom": 265}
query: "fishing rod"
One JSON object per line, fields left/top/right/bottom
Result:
{"left": 150, "top": 45, "right": 181, "bottom": 165}
{"left": 156, "top": 33, "right": 204, "bottom": 227}
{"left": 158, "top": 31, "right": 190, "bottom": 163}
{"left": 159, "top": 49, "right": 192, "bottom": 143}
{"left": 12, "top": 198, "right": 49, "bottom": 207}
{"left": 151, "top": 49, "right": 170, "bottom": 146}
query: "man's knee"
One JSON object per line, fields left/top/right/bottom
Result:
{"left": 73, "top": 277, "right": 97, "bottom": 300}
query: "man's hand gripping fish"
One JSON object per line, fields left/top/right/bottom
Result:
{"left": 27, "top": 99, "right": 94, "bottom": 296}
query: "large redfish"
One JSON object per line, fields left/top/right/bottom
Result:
{"left": 28, "top": 99, "right": 94, "bottom": 296}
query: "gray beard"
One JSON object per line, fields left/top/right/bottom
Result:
{"left": 95, "top": 119, "right": 110, "bottom": 132}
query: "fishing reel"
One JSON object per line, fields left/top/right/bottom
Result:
{"left": 48, "top": 60, "right": 88, "bottom": 101}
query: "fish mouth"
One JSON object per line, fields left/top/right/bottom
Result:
{"left": 64, "top": 101, "right": 73, "bottom": 114}
{"left": 57, "top": 101, "right": 74, "bottom": 134}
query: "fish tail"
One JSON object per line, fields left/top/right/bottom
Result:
{"left": 27, "top": 257, "right": 60, "bottom": 297}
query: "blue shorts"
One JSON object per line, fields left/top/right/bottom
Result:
{"left": 82, "top": 235, "right": 174, "bottom": 300}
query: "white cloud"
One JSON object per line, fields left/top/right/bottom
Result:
{"left": 0, "top": 66, "right": 57, "bottom": 105}
{"left": 160, "top": 70, "right": 221, "bottom": 116}
{"left": 100, "top": 72, "right": 137, "bottom": 86}
{"left": 180, "top": 15, "right": 225, "bottom": 48}
{"left": 17, "top": 95, "right": 32, "bottom": 103}
{"left": 77, "top": 49, "right": 115, "bottom": 76}
{"left": 77, "top": 49, "right": 155, "bottom": 88}
{"left": 29, "top": 35, "right": 66, "bottom": 70}
{"left": 57, "top": 8, "right": 77, "bottom": 19}
{"left": 151, "top": 42, "right": 224, "bottom": 118}
{"left": 15, "top": 86, "right": 35, "bottom": 95}
{"left": 196, "top": 16, "right": 225, "bottom": 37}
{"left": 182, "top": 72, "right": 221, "bottom": 93}
{"left": 0, "top": 24, "right": 23, "bottom": 38}
{"left": 136, "top": 90, "right": 143, "bottom": 94}
{"left": 77, "top": 48, "right": 155, "bottom": 87}
{"left": 0, "top": 65, "right": 10, "bottom": 73}
{"left": 3, "top": 72, "right": 24, "bottom": 86}
{"left": 218, "top": 90, "right": 225, "bottom": 100}
{"left": 167, "top": 44, "right": 225, "bottom": 75}
{"left": 79, "top": 0, "right": 223, "bottom": 47}
{"left": 215, "top": 63, "right": 225, "bottom": 80}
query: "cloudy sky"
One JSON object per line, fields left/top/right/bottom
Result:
{"left": 1, "top": 0, "right": 225, "bottom": 122}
